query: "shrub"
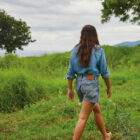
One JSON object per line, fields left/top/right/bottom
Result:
{"left": 0, "top": 71, "right": 47, "bottom": 113}
{"left": 0, "top": 53, "right": 22, "bottom": 69}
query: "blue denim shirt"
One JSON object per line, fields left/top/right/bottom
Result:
{"left": 64, "top": 45, "right": 109, "bottom": 80}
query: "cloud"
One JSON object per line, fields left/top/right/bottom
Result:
{"left": 0, "top": 0, "right": 140, "bottom": 51}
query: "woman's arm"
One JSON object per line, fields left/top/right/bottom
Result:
{"left": 98, "top": 48, "right": 110, "bottom": 79}
{"left": 103, "top": 77, "right": 110, "bottom": 89}
{"left": 64, "top": 47, "right": 76, "bottom": 101}
{"left": 98, "top": 48, "right": 111, "bottom": 98}
{"left": 67, "top": 79, "right": 74, "bottom": 101}
{"left": 103, "top": 77, "right": 111, "bottom": 98}
{"left": 68, "top": 78, "right": 73, "bottom": 90}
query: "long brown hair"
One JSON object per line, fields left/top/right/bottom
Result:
{"left": 76, "top": 24, "right": 100, "bottom": 67}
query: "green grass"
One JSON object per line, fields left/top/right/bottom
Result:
{"left": 0, "top": 45, "right": 140, "bottom": 139}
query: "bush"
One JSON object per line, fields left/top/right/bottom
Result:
{"left": 0, "top": 71, "right": 47, "bottom": 113}
{"left": 0, "top": 53, "right": 22, "bottom": 69}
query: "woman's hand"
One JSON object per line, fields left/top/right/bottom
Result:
{"left": 106, "top": 88, "right": 111, "bottom": 98}
{"left": 67, "top": 89, "right": 74, "bottom": 102}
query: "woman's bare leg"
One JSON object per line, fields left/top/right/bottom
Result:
{"left": 93, "top": 103, "right": 112, "bottom": 140}
{"left": 72, "top": 100, "right": 95, "bottom": 140}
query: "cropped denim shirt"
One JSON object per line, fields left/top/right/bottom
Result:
{"left": 64, "top": 45, "right": 109, "bottom": 80}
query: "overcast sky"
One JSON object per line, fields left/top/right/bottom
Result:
{"left": 0, "top": 0, "right": 140, "bottom": 52}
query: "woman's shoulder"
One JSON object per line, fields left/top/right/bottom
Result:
{"left": 71, "top": 45, "right": 80, "bottom": 54}
{"left": 72, "top": 44, "right": 103, "bottom": 54}
{"left": 92, "top": 44, "right": 103, "bottom": 53}
{"left": 92, "top": 45, "right": 104, "bottom": 59}
{"left": 73, "top": 44, "right": 102, "bottom": 50}
{"left": 70, "top": 45, "right": 79, "bottom": 58}
{"left": 94, "top": 44, "right": 102, "bottom": 50}
{"left": 71, "top": 45, "right": 78, "bottom": 52}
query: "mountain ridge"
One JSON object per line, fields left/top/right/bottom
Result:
{"left": 114, "top": 40, "right": 140, "bottom": 47}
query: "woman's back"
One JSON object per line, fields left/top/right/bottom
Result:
{"left": 64, "top": 44, "right": 109, "bottom": 80}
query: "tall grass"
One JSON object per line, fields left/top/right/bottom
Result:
{"left": 0, "top": 45, "right": 140, "bottom": 112}
{"left": 0, "top": 45, "right": 140, "bottom": 139}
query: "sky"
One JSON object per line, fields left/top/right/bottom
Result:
{"left": 0, "top": 0, "right": 140, "bottom": 52}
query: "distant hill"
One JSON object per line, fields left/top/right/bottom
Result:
{"left": 114, "top": 40, "right": 140, "bottom": 47}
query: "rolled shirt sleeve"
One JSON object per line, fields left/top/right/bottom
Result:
{"left": 64, "top": 53, "right": 76, "bottom": 80}
{"left": 98, "top": 48, "right": 109, "bottom": 79}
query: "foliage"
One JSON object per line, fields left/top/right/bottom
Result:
{"left": 0, "top": 53, "right": 21, "bottom": 69}
{"left": 0, "top": 45, "right": 140, "bottom": 139}
{"left": 101, "top": 0, "right": 140, "bottom": 25}
{"left": 0, "top": 71, "right": 47, "bottom": 113}
{"left": 0, "top": 9, "right": 36, "bottom": 53}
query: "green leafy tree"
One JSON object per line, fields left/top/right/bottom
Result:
{"left": 0, "top": 9, "right": 36, "bottom": 53}
{"left": 101, "top": 0, "right": 140, "bottom": 25}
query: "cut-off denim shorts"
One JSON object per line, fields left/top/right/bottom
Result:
{"left": 75, "top": 74, "right": 99, "bottom": 104}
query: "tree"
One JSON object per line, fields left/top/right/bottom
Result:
{"left": 0, "top": 9, "right": 36, "bottom": 54}
{"left": 101, "top": 0, "right": 140, "bottom": 25}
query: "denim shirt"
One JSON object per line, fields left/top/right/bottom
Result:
{"left": 64, "top": 45, "right": 109, "bottom": 80}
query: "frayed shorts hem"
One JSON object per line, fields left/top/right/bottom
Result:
{"left": 79, "top": 98, "right": 99, "bottom": 104}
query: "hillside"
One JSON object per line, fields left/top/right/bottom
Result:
{"left": 114, "top": 40, "right": 140, "bottom": 47}
{"left": 0, "top": 45, "right": 140, "bottom": 140}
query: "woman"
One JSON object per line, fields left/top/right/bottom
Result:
{"left": 64, "top": 24, "right": 112, "bottom": 140}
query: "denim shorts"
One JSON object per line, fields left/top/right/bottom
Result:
{"left": 75, "top": 74, "right": 99, "bottom": 104}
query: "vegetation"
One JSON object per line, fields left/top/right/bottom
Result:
{"left": 101, "top": 0, "right": 140, "bottom": 25}
{"left": 0, "top": 9, "right": 35, "bottom": 53}
{"left": 0, "top": 45, "right": 140, "bottom": 139}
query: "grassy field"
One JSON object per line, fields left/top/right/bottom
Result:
{"left": 0, "top": 45, "right": 140, "bottom": 140}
